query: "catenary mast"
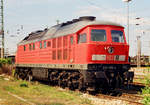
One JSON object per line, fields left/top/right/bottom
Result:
{"left": 0, "top": 0, "right": 4, "bottom": 58}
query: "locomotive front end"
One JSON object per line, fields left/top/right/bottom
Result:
{"left": 85, "top": 24, "right": 133, "bottom": 90}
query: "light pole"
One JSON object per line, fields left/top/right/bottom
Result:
{"left": 0, "top": 0, "right": 4, "bottom": 58}
{"left": 135, "top": 17, "right": 145, "bottom": 68}
{"left": 136, "top": 35, "right": 141, "bottom": 68}
{"left": 122, "top": 0, "right": 132, "bottom": 44}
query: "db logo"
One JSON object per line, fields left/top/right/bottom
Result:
{"left": 108, "top": 47, "right": 114, "bottom": 54}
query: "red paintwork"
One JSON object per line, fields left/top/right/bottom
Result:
{"left": 16, "top": 25, "right": 129, "bottom": 65}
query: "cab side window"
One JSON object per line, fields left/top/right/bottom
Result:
{"left": 70, "top": 36, "right": 74, "bottom": 45}
{"left": 40, "top": 42, "right": 42, "bottom": 49}
{"left": 33, "top": 43, "right": 35, "bottom": 50}
{"left": 78, "top": 33, "right": 87, "bottom": 44}
{"left": 29, "top": 44, "right": 32, "bottom": 50}
{"left": 47, "top": 41, "right": 51, "bottom": 47}
{"left": 24, "top": 45, "right": 26, "bottom": 51}
{"left": 44, "top": 41, "right": 46, "bottom": 48}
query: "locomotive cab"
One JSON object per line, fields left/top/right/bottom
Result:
{"left": 83, "top": 25, "right": 131, "bottom": 89}
{"left": 88, "top": 25, "right": 129, "bottom": 65}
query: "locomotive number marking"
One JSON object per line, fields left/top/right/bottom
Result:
{"left": 107, "top": 55, "right": 114, "bottom": 61}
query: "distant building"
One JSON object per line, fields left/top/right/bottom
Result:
{"left": 130, "top": 55, "right": 150, "bottom": 66}
{"left": 0, "top": 47, "right": 16, "bottom": 63}
{"left": 7, "top": 54, "right": 15, "bottom": 64}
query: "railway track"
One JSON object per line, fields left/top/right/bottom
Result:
{"left": 31, "top": 78, "right": 146, "bottom": 105}
{"left": 120, "top": 93, "right": 143, "bottom": 104}
{"left": 96, "top": 93, "right": 143, "bottom": 105}
{"left": 81, "top": 86, "right": 144, "bottom": 105}
{"left": 92, "top": 83, "right": 144, "bottom": 105}
{"left": 132, "top": 82, "right": 146, "bottom": 87}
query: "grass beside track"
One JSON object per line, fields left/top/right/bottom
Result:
{"left": 132, "top": 69, "right": 150, "bottom": 105}
{"left": 0, "top": 76, "right": 92, "bottom": 105}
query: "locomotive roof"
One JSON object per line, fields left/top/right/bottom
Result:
{"left": 18, "top": 17, "right": 123, "bottom": 45}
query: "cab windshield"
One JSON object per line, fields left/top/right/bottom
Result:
{"left": 91, "top": 29, "right": 106, "bottom": 42}
{"left": 111, "top": 30, "right": 124, "bottom": 43}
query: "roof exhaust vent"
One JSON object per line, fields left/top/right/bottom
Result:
{"left": 79, "top": 16, "right": 96, "bottom": 21}
{"left": 72, "top": 19, "right": 80, "bottom": 23}
{"left": 62, "top": 21, "right": 73, "bottom": 26}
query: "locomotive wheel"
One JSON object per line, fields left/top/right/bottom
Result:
{"left": 68, "top": 81, "right": 74, "bottom": 90}
{"left": 61, "top": 79, "right": 67, "bottom": 89}
{"left": 58, "top": 71, "right": 68, "bottom": 88}
{"left": 26, "top": 71, "right": 33, "bottom": 82}
{"left": 14, "top": 68, "right": 27, "bottom": 80}
{"left": 58, "top": 79, "right": 62, "bottom": 88}
{"left": 48, "top": 70, "right": 87, "bottom": 91}
{"left": 58, "top": 72, "right": 63, "bottom": 87}
{"left": 61, "top": 72, "right": 68, "bottom": 88}
{"left": 110, "top": 78, "right": 116, "bottom": 90}
{"left": 72, "top": 80, "right": 79, "bottom": 89}
{"left": 66, "top": 72, "right": 77, "bottom": 90}
{"left": 78, "top": 75, "right": 86, "bottom": 91}
{"left": 67, "top": 74, "right": 75, "bottom": 90}
{"left": 116, "top": 73, "right": 123, "bottom": 88}
{"left": 28, "top": 74, "right": 33, "bottom": 82}
{"left": 18, "top": 70, "right": 27, "bottom": 80}
{"left": 49, "top": 71, "right": 59, "bottom": 85}
{"left": 58, "top": 78, "right": 65, "bottom": 88}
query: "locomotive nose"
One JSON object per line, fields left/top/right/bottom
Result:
{"left": 91, "top": 44, "right": 128, "bottom": 62}
{"left": 106, "top": 45, "right": 127, "bottom": 62}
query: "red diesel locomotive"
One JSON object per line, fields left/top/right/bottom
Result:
{"left": 15, "top": 16, "right": 133, "bottom": 91}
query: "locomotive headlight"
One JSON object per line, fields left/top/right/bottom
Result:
{"left": 119, "top": 55, "right": 126, "bottom": 61}
{"left": 114, "top": 55, "right": 126, "bottom": 61}
{"left": 92, "top": 55, "right": 106, "bottom": 61}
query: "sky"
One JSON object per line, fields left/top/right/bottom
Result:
{"left": 3, "top": 0, "right": 150, "bottom": 56}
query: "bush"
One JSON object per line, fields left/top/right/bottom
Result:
{"left": 0, "top": 58, "right": 13, "bottom": 75}
{"left": 20, "top": 82, "right": 28, "bottom": 88}
{"left": 143, "top": 96, "right": 150, "bottom": 105}
{"left": 142, "top": 78, "right": 150, "bottom": 105}
{"left": 1, "top": 64, "right": 14, "bottom": 75}
{"left": 0, "top": 58, "right": 12, "bottom": 66}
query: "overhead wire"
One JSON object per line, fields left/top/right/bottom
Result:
{"left": 83, "top": 0, "right": 115, "bottom": 12}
